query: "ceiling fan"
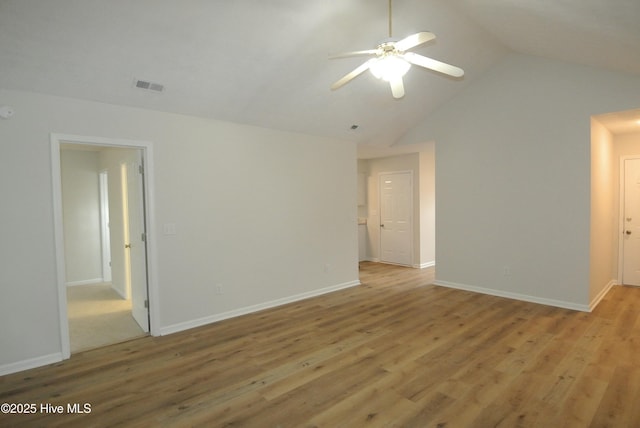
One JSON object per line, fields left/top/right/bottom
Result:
{"left": 330, "top": 0, "right": 464, "bottom": 99}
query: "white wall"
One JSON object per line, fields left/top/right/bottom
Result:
{"left": 0, "top": 88, "right": 358, "bottom": 373}
{"left": 590, "top": 119, "right": 616, "bottom": 304}
{"left": 398, "top": 53, "right": 640, "bottom": 309}
{"left": 60, "top": 150, "right": 103, "bottom": 285}
{"left": 419, "top": 145, "right": 436, "bottom": 267}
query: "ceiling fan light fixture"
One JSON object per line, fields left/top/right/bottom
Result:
{"left": 369, "top": 55, "right": 411, "bottom": 82}
{"left": 329, "top": 0, "right": 463, "bottom": 97}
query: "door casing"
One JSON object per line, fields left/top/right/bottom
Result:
{"left": 51, "top": 133, "right": 159, "bottom": 359}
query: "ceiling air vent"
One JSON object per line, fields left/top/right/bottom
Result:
{"left": 133, "top": 79, "right": 164, "bottom": 93}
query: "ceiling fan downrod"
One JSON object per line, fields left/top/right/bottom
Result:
{"left": 388, "top": 0, "right": 393, "bottom": 38}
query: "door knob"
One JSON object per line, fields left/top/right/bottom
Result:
{"left": 380, "top": 224, "right": 385, "bottom": 228}
{"left": 125, "top": 243, "right": 131, "bottom": 248}
{"left": 626, "top": 231, "right": 632, "bottom": 235}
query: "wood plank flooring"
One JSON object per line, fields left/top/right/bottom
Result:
{"left": 2, "top": 262, "right": 640, "bottom": 427}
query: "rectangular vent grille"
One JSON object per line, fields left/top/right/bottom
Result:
{"left": 134, "top": 79, "right": 164, "bottom": 92}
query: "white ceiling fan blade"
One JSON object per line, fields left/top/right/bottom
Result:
{"left": 404, "top": 52, "right": 464, "bottom": 77}
{"left": 394, "top": 32, "right": 436, "bottom": 52}
{"left": 331, "top": 59, "right": 376, "bottom": 90}
{"left": 329, "top": 49, "right": 380, "bottom": 60}
{"left": 390, "top": 77, "right": 405, "bottom": 99}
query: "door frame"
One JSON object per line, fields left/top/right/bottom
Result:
{"left": 378, "top": 170, "right": 414, "bottom": 266}
{"left": 50, "top": 133, "right": 160, "bottom": 359}
{"left": 618, "top": 155, "right": 640, "bottom": 286}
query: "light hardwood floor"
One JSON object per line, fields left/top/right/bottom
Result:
{"left": 2, "top": 262, "right": 640, "bottom": 427}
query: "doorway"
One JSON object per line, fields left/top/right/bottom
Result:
{"left": 51, "top": 134, "right": 157, "bottom": 359}
{"left": 379, "top": 171, "right": 413, "bottom": 266}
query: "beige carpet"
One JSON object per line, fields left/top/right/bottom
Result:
{"left": 67, "top": 284, "right": 146, "bottom": 353}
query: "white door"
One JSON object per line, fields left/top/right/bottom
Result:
{"left": 622, "top": 158, "right": 640, "bottom": 286}
{"left": 122, "top": 153, "right": 150, "bottom": 331}
{"left": 379, "top": 172, "right": 412, "bottom": 265}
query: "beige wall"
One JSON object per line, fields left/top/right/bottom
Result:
{"left": 590, "top": 118, "right": 616, "bottom": 304}
{"left": 419, "top": 145, "right": 436, "bottom": 267}
{"left": 60, "top": 150, "right": 102, "bottom": 284}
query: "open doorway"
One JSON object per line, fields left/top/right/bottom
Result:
{"left": 356, "top": 142, "right": 436, "bottom": 270}
{"left": 60, "top": 144, "right": 148, "bottom": 352}
{"left": 52, "top": 134, "right": 156, "bottom": 358}
{"left": 590, "top": 108, "right": 640, "bottom": 305}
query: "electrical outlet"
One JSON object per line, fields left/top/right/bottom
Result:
{"left": 503, "top": 266, "right": 511, "bottom": 276}
{"left": 215, "top": 284, "right": 223, "bottom": 295}
{"left": 324, "top": 264, "right": 331, "bottom": 273}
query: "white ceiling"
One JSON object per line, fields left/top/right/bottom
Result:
{"left": 1, "top": 0, "right": 639, "bottom": 146}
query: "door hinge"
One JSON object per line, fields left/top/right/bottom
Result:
{"left": 144, "top": 299, "right": 149, "bottom": 309}
{"left": 141, "top": 232, "right": 146, "bottom": 242}
{"left": 138, "top": 164, "right": 144, "bottom": 174}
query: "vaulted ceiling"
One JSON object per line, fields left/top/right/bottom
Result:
{"left": 1, "top": 0, "right": 639, "bottom": 147}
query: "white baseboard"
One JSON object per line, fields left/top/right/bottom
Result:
{"left": 0, "top": 352, "right": 63, "bottom": 376}
{"left": 433, "top": 279, "right": 591, "bottom": 312}
{"left": 414, "top": 261, "right": 435, "bottom": 269}
{"left": 160, "top": 280, "right": 361, "bottom": 336}
{"left": 589, "top": 279, "right": 616, "bottom": 311}
{"left": 361, "top": 258, "right": 432, "bottom": 269}
{"left": 66, "top": 278, "right": 103, "bottom": 287}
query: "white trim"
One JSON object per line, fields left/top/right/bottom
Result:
{"left": 0, "top": 353, "right": 63, "bottom": 376}
{"left": 66, "top": 278, "right": 104, "bottom": 287}
{"left": 433, "top": 279, "right": 591, "bottom": 312}
{"left": 589, "top": 280, "right": 616, "bottom": 311}
{"left": 415, "top": 261, "right": 435, "bottom": 269}
{"left": 160, "top": 280, "right": 361, "bottom": 336}
{"left": 51, "top": 133, "right": 161, "bottom": 363}
{"left": 50, "top": 137, "right": 71, "bottom": 359}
